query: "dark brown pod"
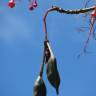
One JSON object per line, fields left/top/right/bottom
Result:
{"left": 44, "top": 41, "right": 60, "bottom": 95}
{"left": 44, "top": 41, "right": 51, "bottom": 63}
{"left": 33, "top": 75, "right": 46, "bottom": 96}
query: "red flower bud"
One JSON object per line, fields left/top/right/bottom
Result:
{"left": 29, "top": 5, "right": 34, "bottom": 11}
{"left": 29, "top": 0, "right": 38, "bottom": 11}
{"left": 32, "top": 0, "right": 37, "bottom": 8}
{"left": 91, "top": 8, "right": 96, "bottom": 18}
{"left": 8, "top": 0, "right": 15, "bottom": 8}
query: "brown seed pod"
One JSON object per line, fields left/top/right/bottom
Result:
{"left": 33, "top": 75, "right": 46, "bottom": 96}
{"left": 44, "top": 41, "right": 60, "bottom": 95}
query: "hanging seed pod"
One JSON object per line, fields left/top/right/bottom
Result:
{"left": 33, "top": 75, "right": 46, "bottom": 96}
{"left": 44, "top": 41, "right": 60, "bottom": 95}
{"left": 33, "top": 49, "right": 46, "bottom": 96}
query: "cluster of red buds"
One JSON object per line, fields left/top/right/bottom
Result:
{"left": 8, "top": 0, "right": 38, "bottom": 11}
{"left": 33, "top": 40, "right": 60, "bottom": 96}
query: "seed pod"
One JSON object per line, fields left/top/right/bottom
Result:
{"left": 44, "top": 41, "right": 51, "bottom": 63}
{"left": 44, "top": 41, "right": 60, "bottom": 95}
{"left": 33, "top": 75, "right": 46, "bottom": 96}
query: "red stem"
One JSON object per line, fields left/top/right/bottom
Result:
{"left": 43, "top": 6, "right": 59, "bottom": 41}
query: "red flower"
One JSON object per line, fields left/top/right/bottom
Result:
{"left": 29, "top": 5, "right": 34, "bottom": 11}
{"left": 29, "top": 0, "right": 38, "bottom": 11}
{"left": 91, "top": 9, "right": 96, "bottom": 17}
{"left": 8, "top": 0, "right": 15, "bottom": 8}
{"left": 32, "top": 0, "right": 37, "bottom": 8}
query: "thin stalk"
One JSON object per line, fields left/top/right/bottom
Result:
{"left": 39, "top": 45, "right": 46, "bottom": 77}
{"left": 43, "top": 6, "right": 96, "bottom": 41}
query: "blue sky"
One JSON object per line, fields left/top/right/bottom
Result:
{"left": 0, "top": 0, "right": 96, "bottom": 96}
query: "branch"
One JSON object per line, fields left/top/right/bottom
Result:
{"left": 43, "top": 5, "right": 96, "bottom": 41}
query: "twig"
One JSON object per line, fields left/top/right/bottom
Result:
{"left": 43, "top": 5, "right": 96, "bottom": 56}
